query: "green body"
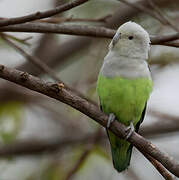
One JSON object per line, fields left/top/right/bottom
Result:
{"left": 97, "top": 74, "right": 152, "bottom": 172}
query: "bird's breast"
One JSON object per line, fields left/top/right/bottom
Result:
{"left": 97, "top": 75, "right": 153, "bottom": 125}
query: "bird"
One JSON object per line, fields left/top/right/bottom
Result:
{"left": 96, "top": 21, "right": 153, "bottom": 172}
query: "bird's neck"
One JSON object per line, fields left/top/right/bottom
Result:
{"left": 112, "top": 48, "right": 148, "bottom": 59}
{"left": 100, "top": 52, "right": 151, "bottom": 79}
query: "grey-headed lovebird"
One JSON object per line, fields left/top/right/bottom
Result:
{"left": 96, "top": 22, "right": 153, "bottom": 172}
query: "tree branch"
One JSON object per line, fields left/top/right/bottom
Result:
{"left": 0, "top": 0, "right": 89, "bottom": 27}
{"left": 0, "top": 64, "right": 179, "bottom": 177}
{"left": 0, "top": 23, "right": 115, "bottom": 38}
{"left": 35, "top": 15, "right": 112, "bottom": 24}
{"left": 142, "top": 152, "right": 174, "bottom": 180}
{"left": 64, "top": 129, "right": 102, "bottom": 180}
{"left": 1, "top": 23, "right": 179, "bottom": 45}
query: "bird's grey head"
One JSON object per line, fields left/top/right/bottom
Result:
{"left": 109, "top": 21, "right": 150, "bottom": 59}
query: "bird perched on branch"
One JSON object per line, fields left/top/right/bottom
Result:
{"left": 97, "top": 21, "right": 153, "bottom": 172}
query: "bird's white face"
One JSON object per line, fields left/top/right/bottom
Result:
{"left": 109, "top": 22, "right": 150, "bottom": 59}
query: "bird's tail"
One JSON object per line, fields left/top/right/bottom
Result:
{"left": 108, "top": 131, "right": 133, "bottom": 172}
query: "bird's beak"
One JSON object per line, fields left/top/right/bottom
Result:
{"left": 112, "top": 33, "right": 120, "bottom": 46}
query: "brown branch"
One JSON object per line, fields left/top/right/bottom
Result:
{"left": 143, "top": 152, "right": 175, "bottom": 180}
{"left": 1, "top": 23, "right": 179, "bottom": 46}
{"left": 0, "top": 64, "right": 179, "bottom": 177}
{"left": 0, "top": 0, "right": 89, "bottom": 27}
{"left": 150, "top": 33, "right": 179, "bottom": 44}
{"left": 0, "top": 23, "right": 115, "bottom": 38}
{"left": 158, "top": 41, "right": 179, "bottom": 48}
{"left": 36, "top": 15, "right": 112, "bottom": 24}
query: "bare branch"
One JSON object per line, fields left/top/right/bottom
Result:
{"left": 0, "top": 64, "right": 179, "bottom": 177}
{"left": 142, "top": 152, "right": 175, "bottom": 180}
{"left": 1, "top": 23, "right": 179, "bottom": 46}
{"left": 150, "top": 33, "right": 179, "bottom": 44}
{"left": 36, "top": 15, "right": 112, "bottom": 24}
{"left": 158, "top": 41, "right": 179, "bottom": 48}
{"left": 0, "top": 0, "right": 89, "bottom": 27}
{"left": 0, "top": 23, "right": 115, "bottom": 38}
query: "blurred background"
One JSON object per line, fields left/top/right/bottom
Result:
{"left": 0, "top": 0, "right": 179, "bottom": 179}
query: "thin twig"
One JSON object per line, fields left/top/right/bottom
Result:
{"left": 1, "top": 33, "right": 31, "bottom": 46}
{"left": 0, "top": 0, "right": 89, "bottom": 27}
{"left": 118, "top": 0, "right": 166, "bottom": 25}
{"left": 146, "top": 0, "right": 179, "bottom": 32}
{"left": 65, "top": 148, "right": 91, "bottom": 180}
{"left": 0, "top": 64, "right": 179, "bottom": 177}
{"left": 65, "top": 129, "right": 102, "bottom": 180}
{"left": 1, "top": 34, "right": 61, "bottom": 82}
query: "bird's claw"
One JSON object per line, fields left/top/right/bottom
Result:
{"left": 125, "top": 122, "right": 134, "bottom": 140}
{"left": 107, "top": 113, "right": 115, "bottom": 128}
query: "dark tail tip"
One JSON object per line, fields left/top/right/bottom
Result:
{"left": 112, "top": 144, "right": 133, "bottom": 172}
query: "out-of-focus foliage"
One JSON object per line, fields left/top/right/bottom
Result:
{"left": 0, "top": 101, "right": 23, "bottom": 143}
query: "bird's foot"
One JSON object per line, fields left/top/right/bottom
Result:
{"left": 107, "top": 113, "right": 115, "bottom": 128}
{"left": 125, "top": 122, "right": 134, "bottom": 140}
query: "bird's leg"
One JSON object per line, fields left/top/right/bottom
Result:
{"left": 107, "top": 113, "right": 115, "bottom": 128}
{"left": 125, "top": 121, "right": 135, "bottom": 140}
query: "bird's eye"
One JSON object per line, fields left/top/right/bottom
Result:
{"left": 128, "top": 36, "right": 133, "bottom": 40}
